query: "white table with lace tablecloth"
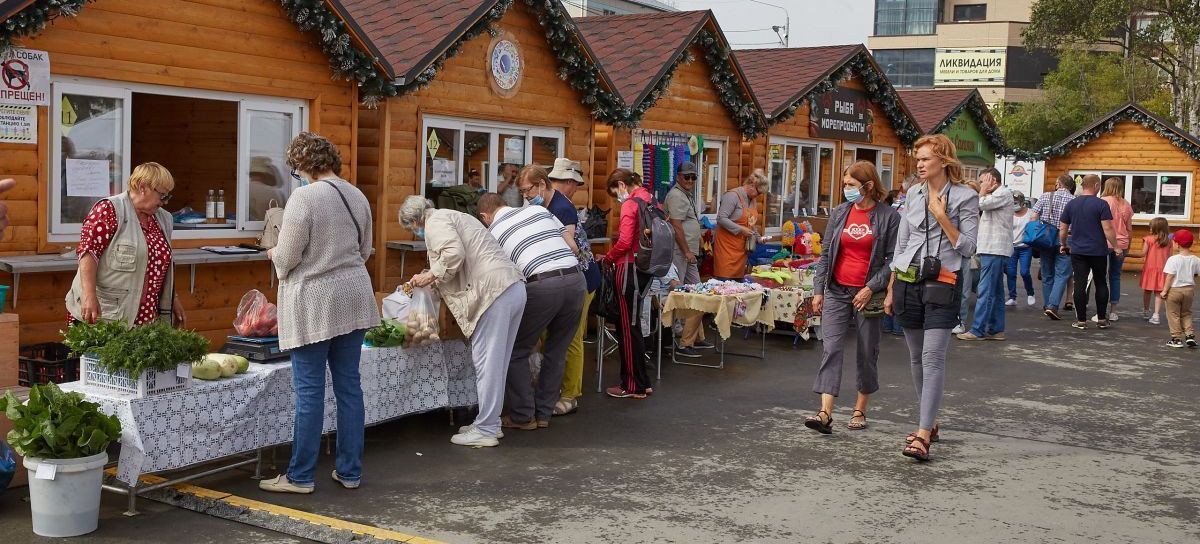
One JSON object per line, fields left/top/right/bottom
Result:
{"left": 60, "top": 340, "right": 476, "bottom": 512}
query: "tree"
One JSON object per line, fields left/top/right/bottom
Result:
{"left": 1024, "top": 0, "right": 1200, "bottom": 132}
{"left": 996, "top": 49, "right": 1172, "bottom": 152}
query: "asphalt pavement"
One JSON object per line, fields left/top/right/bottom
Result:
{"left": 2, "top": 275, "right": 1198, "bottom": 543}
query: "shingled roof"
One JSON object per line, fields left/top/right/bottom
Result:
{"left": 736, "top": 45, "right": 862, "bottom": 119}
{"left": 574, "top": 11, "right": 710, "bottom": 107}
{"left": 1041, "top": 102, "right": 1200, "bottom": 161}
{"left": 899, "top": 88, "right": 1006, "bottom": 154}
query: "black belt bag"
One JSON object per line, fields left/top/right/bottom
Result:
{"left": 923, "top": 279, "right": 957, "bottom": 306}
{"left": 528, "top": 267, "right": 579, "bottom": 283}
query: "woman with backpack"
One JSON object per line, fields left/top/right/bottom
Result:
{"left": 598, "top": 168, "right": 655, "bottom": 399}
{"left": 714, "top": 170, "right": 769, "bottom": 280}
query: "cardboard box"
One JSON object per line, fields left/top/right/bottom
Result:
{"left": 0, "top": 313, "right": 18, "bottom": 386}
{"left": 1, "top": 385, "right": 30, "bottom": 488}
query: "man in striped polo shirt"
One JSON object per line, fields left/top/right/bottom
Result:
{"left": 479, "top": 187, "right": 585, "bottom": 430}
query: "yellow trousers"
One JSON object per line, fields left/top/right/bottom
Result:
{"left": 560, "top": 290, "right": 594, "bottom": 399}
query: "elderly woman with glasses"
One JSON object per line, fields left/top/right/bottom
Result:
{"left": 66, "top": 162, "right": 185, "bottom": 327}
{"left": 713, "top": 169, "right": 770, "bottom": 280}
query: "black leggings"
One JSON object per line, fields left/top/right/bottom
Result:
{"left": 1072, "top": 253, "right": 1109, "bottom": 322}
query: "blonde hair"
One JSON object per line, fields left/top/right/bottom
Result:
{"left": 914, "top": 134, "right": 963, "bottom": 183}
{"left": 1101, "top": 176, "right": 1125, "bottom": 199}
{"left": 128, "top": 162, "right": 174, "bottom": 193}
{"left": 744, "top": 168, "right": 769, "bottom": 193}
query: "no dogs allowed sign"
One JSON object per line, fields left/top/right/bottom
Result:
{"left": 0, "top": 48, "right": 49, "bottom": 106}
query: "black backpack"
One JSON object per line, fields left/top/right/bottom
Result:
{"left": 437, "top": 185, "right": 481, "bottom": 219}
{"left": 583, "top": 205, "right": 609, "bottom": 240}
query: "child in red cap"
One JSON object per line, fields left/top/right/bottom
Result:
{"left": 1161, "top": 228, "right": 1200, "bottom": 348}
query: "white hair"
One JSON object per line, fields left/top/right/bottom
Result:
{"left": 398, "top": 196, "right": 434, "bottom": 229}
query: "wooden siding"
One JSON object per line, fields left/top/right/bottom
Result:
{"left": 0, "top": 0, "right": 357, "bottom": 347}
{"left": 375, "top": 2, "right": 596, "bottom": 291}
{"left": 1045, "top": 119, "right": 1200, "bottom": 271}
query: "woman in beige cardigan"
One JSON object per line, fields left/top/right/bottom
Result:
{"left": 260, "top": 132, "right": 379, "bottom": 494}
{"left": 400, "top": 195, "right": 526, "bottom": 448}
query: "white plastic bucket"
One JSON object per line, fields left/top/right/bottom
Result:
{"left": 23, "top": 452, "right": 109, "bottom": 537}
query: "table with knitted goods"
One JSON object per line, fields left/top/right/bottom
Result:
{"left": 61, "top": 340, "right": 475, "bottom": 514}
{"left": 659, "top": 281, "right": 775, "bottom": 369}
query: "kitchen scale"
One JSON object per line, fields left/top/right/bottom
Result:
{"left": 221, "top": 335, "right": 290, "bottom": 362}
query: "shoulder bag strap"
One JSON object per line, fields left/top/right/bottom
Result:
{"left": 322, "top": 180, "right": 363, "bottom": 248}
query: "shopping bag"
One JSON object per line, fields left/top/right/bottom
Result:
{"left": 233, "top": 289, "right": 278, "bottom": 337}
{"left": 405, "top": 286, "right": 441, "bottom": 347}
{"left": 382, "top": 285, "right": 411, "bottom": 320}
{"left": 0, "top": 440, "right": 15, "bottom": 493}
{"left": 1022, "top": 220, "right": 1059, "bottom": 252}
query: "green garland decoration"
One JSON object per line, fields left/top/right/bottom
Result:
{"left": 1032, "top": 105, "right": 1200, "bottom": 162}
{"left": 928, "top": 94, "right": 1009, "bottom": 156}
{"left": 0, "top": 0, "right": 89, "bottom": 52}
{"left": 694, "top": 29, "right": 767, "bottom": 138}
{"left": 769, "top": 51, "right": 921, "bottom": 146}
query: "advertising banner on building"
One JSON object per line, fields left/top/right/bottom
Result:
{"left": 935, "top": 48, "right": 1006, "bottom": 87}
{"left": 809, "top": 87, "right": 874, "bottom": 142}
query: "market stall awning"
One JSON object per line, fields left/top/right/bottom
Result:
{"left": 1039, "top": 102, "right": 1200, "bottom": 162}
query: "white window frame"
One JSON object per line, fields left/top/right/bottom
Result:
{"left": 1069, "top": 170, "right": 1193, "bottom": 221}
{"left": 698, "top": 138, "right": 727, "bottom": 221}
{"left": 767, "top": 138, "right": 837, "bottom": 234}
{"left": 50, "top": 76, "right": 307, "bottom": 242}
{"left": 419, "top": 115, "right": 565, "bottom": 198}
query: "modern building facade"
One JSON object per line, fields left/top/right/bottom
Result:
{"left": 867, "top": 0, "right": 1056, "bottom": 104}
{"left": 560, "top": 0, "right": 675, "bottom": 17}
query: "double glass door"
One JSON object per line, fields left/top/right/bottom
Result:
{"left": 766, "top": 142, "right": 835, "bottom": 230}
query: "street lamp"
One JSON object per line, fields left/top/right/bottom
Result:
{"left": 748, "top": 0, "right": 789, "bottom": 47}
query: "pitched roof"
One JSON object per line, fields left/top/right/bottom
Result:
{"left": 574, "top": 11, "right": 710, "bottom": 107}
{"left": 1042, "top": 102, "right": 1200, "bottom": 161}
{"left": 736, "top": 45, "right": 862, "bottom": 119}
{"left": 897, "top": 88, "right": 979, "bottom": 134}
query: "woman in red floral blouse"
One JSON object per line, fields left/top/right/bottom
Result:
{"left": 68, "top": 162, "right": 184, "bottom": 327}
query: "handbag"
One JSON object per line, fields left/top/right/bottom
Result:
{"left": 257, "top": 199, "right": 284, "bottom": 249}
{"left": 1022, "top": 220, "right": 1059, "bottom": 252}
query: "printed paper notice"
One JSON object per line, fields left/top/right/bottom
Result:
{"left": 432, "top": 158, "right": 456, "bottom": 187}
{"left": 617, "top": 151, "right": 634, "bottom": 170}
{"left": 0, "top": 104, "right": 35, "bottom": 143}
{"left": 65, "top": 158, "right": 112, "bottom": 197}
{"left": 503, "top": 137, "right": 525, "bottom": 164}
{"left": 1161, "top": 183, "right": 1182, "bottom": 197}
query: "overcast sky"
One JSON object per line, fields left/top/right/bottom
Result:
{"left": 674, "top": 0, "right": 874, "bottom": 49}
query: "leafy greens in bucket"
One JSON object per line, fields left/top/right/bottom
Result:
{"left": 0, "top": 383, "right": 122, "bottom": 459}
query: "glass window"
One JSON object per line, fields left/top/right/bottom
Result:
{"left": 953, "top": 4, "right": 987, "bottom": 22}
{"left": 874, "top": 0, "right": 938, "bottom": 36}
{"left": 419, "top": 117, "right": 565, "bottom": 207}
{"left": 1072, "top": 171, "right": 1192, "bottom": 220}
{"left": 424, "top": 126, "right": 464, "bottom": 205}
{"left": 698, "top": 142, "right": 724, "bottom": 216}
{"left": 55, "top": 89, "right": 129, "bottom": 233}
{"left": 242, "top": 106, "right": 299, "bottom": 226}
{"left": 874, "top": 49, "right": 936, "bottom": 87}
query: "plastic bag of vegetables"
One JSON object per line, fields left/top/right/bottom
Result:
{"left": 405, "top": 286, "right": 441, "bottom": 347}
{"left": 233, "top": 289, "right": 278, "bottom": 337}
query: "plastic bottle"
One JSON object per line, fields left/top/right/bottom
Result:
{"left": 206, "top": 189, "right": 216, "bottom": 224}
{"left": 217, "top": 189, "right": 226, "bottom": 224}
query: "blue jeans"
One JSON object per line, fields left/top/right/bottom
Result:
{"left": 958, "top": 258, "right": 976, "bottom": 325}
{"left": 1108, "top": 251, "right": 1125, "bottom": 304}
{"left": 287, "top": 329, "right": 367, "bottom": 486}
{"left": 970, "top": 254, "right": 1007, "bottom": 336}
{"left": 1040, "top": 251, "right": 1072, "bottom": 311}
{"left": 883, "top": 314, "right": 904, "bottom": 334}
{"left": 1007, "top": 246, "right": 1034, "bottom": 299}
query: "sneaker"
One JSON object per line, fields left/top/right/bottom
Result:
{"left": 1005, "top": 298, "right": 1017, "bottom": 307}
{"left": 1167, "top": 338, "right": 1184, "bottom": 348}
{"left": 1027, "top": 296, "right": 1037, "bottom": 306}
{"left": 500, "top": 416, "right": 537, "bottom": 430}
{"left": 451, "top": 426, "right": 499, "bottom": 447}
{"left": 987, "top": 333, "right": 1006, "bottom": 341}
{"left": 259, "top": 475, "right": 314, "bottom": 494}
{"left": 952, "top": 324, "right": 967, "bottom": 334}
{"left": 1071, "top": 321, "right": 1088, "bottom": 330}
{"left": 693, "top": 340, "right": 716, "bottom": 350}
{"left": 1090, "top": 314, "right": 1100, "bottom": 323}
{"left": 1187, "top": 336, "right": 1198, "bottom": 348}
{"left": 331, "top": 470, "right": 359, "bottom": 490}
{"left": 956, "top": 332, "right": 985, "bottom": 341}
{"left": 1149, "top": 315, "right": 1161, "bottom": 325}
{"left": 675, "top": 346, "right": 701, "bottom": 358}
{"left": 605, "top": 385, "right": 647, "bottom": 399}
{"left": 1045, "top": 308, "right": 1061, "bottom": 321}
{"left": 1064, "top": 302, "right": 1075, "bottom": 311}
{"left": 1097, "top": 319, "right": 1110, "bottom": 330}
{"left": 1110, "top": 311, "right": 1119, "bottom": 322}
{"left": 458, "top": 424, "right": 503, "bottom": 439}
{"left": 536, "top": 419, "right": 550, "bottom": 429}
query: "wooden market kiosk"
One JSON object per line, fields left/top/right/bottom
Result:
{"left": 1041, "top": 103, "right": 1200, "bottom": 270}
{"left": 900, "top": 88, "right": 1004, "bottom": 181}
{"left": 736, "top": 45, "right": 920, "bottom": 236}
{"left": 0, "top": 0, "right": 362, "bottom": 348}
{"left": 574, "top": 10, "right": 766, "bottom": 222}
{"left": 342, "top": 0, "right": 619, "bottom": 290}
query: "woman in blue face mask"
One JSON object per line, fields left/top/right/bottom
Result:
{"left": 518, "top": 168, "right": 554, "bottom": 208}
{"left": 804, "top": 160, "right": 900, "bottom": 436}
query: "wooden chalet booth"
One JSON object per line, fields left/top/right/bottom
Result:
{"left": 342, "top": 0, "right": 619, "bottom": 290}
{"left": 736, "top": 45, "right": 920, "bottom": 236}
{"left": 900, "top": 88, "right": 1004, "bottom": 182}
{"left": 574, "top": 10, "right": 766, "bottom": 225}
{"left": 1041, "top": 103, "right": 1200, "bottom": 271}
{"left": 0, "top": 0, "right": 361, "bottom": 348}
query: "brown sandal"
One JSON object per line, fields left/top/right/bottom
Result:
{"left": 846, "top": 410, "right": 868, "bottom": 430}
{"left": 902, "top": 435, "right": 931, "bottom": 461}
{"left": 905, "top": 424, "right": 939, "bottom": 444}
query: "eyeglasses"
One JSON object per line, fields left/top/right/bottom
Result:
{"left": 290, "top": 170, "right": 303, "bottom": 183}
{"left": 682, "top": 174, "right": 697, "bottom": 181}
{"left": 155, "top": 190, "right": 172, "bottom": 204}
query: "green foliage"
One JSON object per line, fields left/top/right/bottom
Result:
{"left": 91, "top": 320, "right": 209, "bottom": 377}
{"left": 1, "top": 382, "right": 121, "bottom": 459}
{"left": 365, "top": 319, "right": 408, "bottom": 348}
{"left": 61, "top": 320, "right": 129, "bottom": 356}
{"left": 996, "top": 50, "right": 1172, "bottom": 153}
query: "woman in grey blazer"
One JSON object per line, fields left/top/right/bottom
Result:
{"left": 804, "top": 161, "right": 900, "bottom": 434}
{"left": 886, "top": 134, "right": 980, "bottom": 462}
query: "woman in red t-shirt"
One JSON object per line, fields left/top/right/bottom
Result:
{"left": 804, "top": 161, "right": 900, "bottom": 434}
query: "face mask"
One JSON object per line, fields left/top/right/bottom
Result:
{"left": 615, "top": 191, "right": 629, "bottom": 203}
{"left": 528, "top": 194, "right": 545, "bottom": 207}
{"left": 843, "top": 186, "right": 863, "bottom": 204}
{"left": 1013, "top": 203, "right": 1023, "bottom": 211}
{"left": 414, "top": 227, "right": 425, "bottom": 240}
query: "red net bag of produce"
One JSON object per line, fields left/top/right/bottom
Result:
{"left": 233, "top": 289, "right": 278, "bottom": 337}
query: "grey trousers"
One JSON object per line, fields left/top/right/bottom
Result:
{"left": 813, "top": 282, "right": 881, "bottom": 397}
{"left": 469, "top": 282, "right": 527, "bottom": 438}
{"left": 505, "top": 270, "right": 586, "bottom": 422}
{"left": 903, "top": 327, "right": 952, "bottom": 431}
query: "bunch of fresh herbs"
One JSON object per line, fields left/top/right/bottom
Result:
{"left": 61, "top": 320, "right": 130, "bottom": 356}
{"left": 91, "top": 321, "right": 209, "bottom": 377}
{"left": 365, "top": 319, "right": 407, "bottom": 348}
{"left": 1, "top": 383, "right": 122, "bottom": 459}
